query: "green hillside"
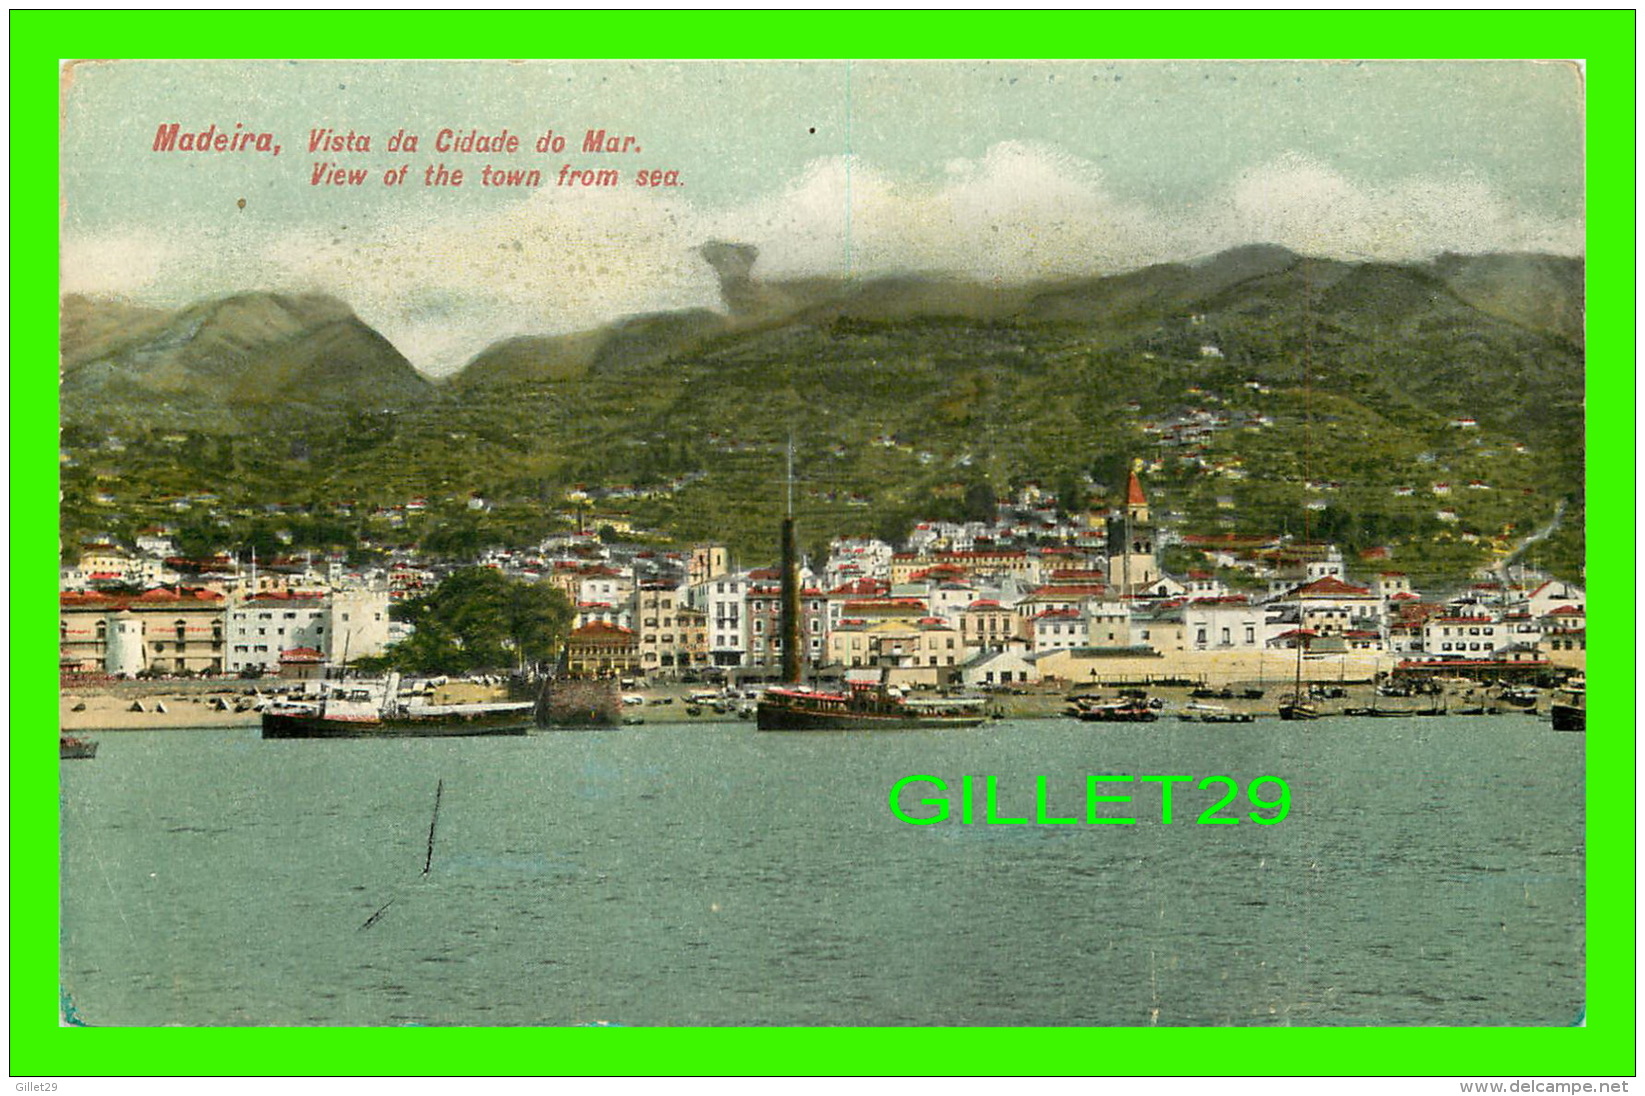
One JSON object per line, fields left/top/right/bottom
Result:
{"left": 59, "top": 248, "right": 1585, "bottom": 585}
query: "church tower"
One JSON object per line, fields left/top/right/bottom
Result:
{"left": 1106, "top": 470, "right": 1157, "bottom": 596}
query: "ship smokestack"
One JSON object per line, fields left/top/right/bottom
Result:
{"left": 781, "top": 515, "right": 802, "bottom": 684}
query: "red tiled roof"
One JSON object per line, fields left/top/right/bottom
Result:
{"left": 842, "top": 599, "right": 926, "bottom": 613}
{"left": 1025, "top": 584, "right": 1107, "bottom": 599}
{"left": 63, "top": 587, "right": 223, "bottom": 608}
{"left": 1288, "top": 576, "right": 1373, "bottom": 598}
{"left": 279, "top": 647, "right": 324, "bottom": 663}
{"left": 242, "top": 590, "right": 325, "bottom": 604}
{"left": 1127, "top": 471, "right": 1147, "bottom": 506}
{"left": 828, "top": 578, "right": 888, "bottom": 597}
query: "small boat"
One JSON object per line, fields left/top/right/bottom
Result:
{"left": 1176, "top": 703, "right": 1255, "bottom": 724}
{"left": 1501, "top": 685, "right": 1540, "bottom": 708}
{"left": 60, "top": 734, "right": 99, "bottom": 760}
{"left": 1075, "top": 699, "right": 1159, "bottom": 723}
{"left": 1550, "top": 679, "right": 1584, "bottom": 732}
{"left": 1277, "top": 695, "right": 1320, "bottom": 721}
{"left": 1277, "top": 629, "right": 1318, "bottom": 721}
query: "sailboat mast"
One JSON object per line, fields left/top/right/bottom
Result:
{"left": 1294, "top": 628, "right": 1306, "bottom": 693}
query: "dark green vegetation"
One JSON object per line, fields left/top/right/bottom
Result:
{"left": 356, "top": 567, "right": 573, "bottom": 676}
{"left": 59, "top": 246, "right": 1584, "bottom": 586}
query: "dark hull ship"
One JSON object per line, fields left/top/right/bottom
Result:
{"left": 756, "top": 685, "right": 987, "bottom": 731}
{"left": 261, "top": 701, "right": 533, "bottom": 739}
{"left": 261, "top": 674, "right": 531, "bottom": 739}
{"left": 754, "top": 453, "right": 986, "bottom": 733}
{"left": 1550, "top": 679, "right": 1585, "bottom": 732}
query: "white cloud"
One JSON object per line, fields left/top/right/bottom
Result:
{"left": 60, "top": 230, "right": 185, "bottom": 297}
{"left": 713, "top": 143, "right": 1173, "bottom": 281}
{"left": 1210, "top": 154, "right": 1583, "bottom": 262}
{"left": 60, "top": 143, "right": 1583, "bottom": 375}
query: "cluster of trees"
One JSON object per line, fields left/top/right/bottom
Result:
{"left": 365, "top": 568, "right": 574, "bottom": 676}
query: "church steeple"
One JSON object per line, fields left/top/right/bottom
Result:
{"left": 1126, "top": 470, "right": 1150, "bottom": 525}
{"left": 1107, "top": 466, "right": 1157, "bottom": 596}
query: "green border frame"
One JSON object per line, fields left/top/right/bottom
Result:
{"left": 13, "top": 11, "right": 1635, "bottom": 1079}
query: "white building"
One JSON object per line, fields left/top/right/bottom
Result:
{"left": 1031, "top": 608, "right": 1088, "bottom": 653}
{"left": 961, "top": 649, "right": 1040, "bottom": 689}
{"left": 226, "top": 589, "right": 393, "bottom": 674}
{"left": 926, "top": 581, "right": 978, "bottom": 626}
{"left": 1422, "top": 615, "right": 1507, "bottom": 659}
{"left": 1184, "top": 598, "right": 1265, "bottom": 651}
{"left": 704, "top": 571, "right": 751, "bottom": 668}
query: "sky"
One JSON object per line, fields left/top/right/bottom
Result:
{"left": 59, "top": 60, "right": 1585, "bottom": 376}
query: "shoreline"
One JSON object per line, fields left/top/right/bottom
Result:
{"left": 59, "top": 677, "right": 1530, "bottom": 732}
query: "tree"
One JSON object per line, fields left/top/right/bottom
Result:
{"left": 174, "top": 519, "right": 222, "bottom": 561}
{"left": 1053, "top": 471, "right": 1088, "bottom": 521}
{"left": 962, "top": 480, "right": 998, "bottom": 524}
{"left": 388, "top": 568, "right": 574, "bottom": 674}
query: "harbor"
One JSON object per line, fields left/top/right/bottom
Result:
{"left": 59, "top": 672, "right": 1573, "bottom": 733}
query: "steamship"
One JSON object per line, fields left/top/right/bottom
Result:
{"left": 261, "top": 674, "right": 532, "bottom": 738}
{"left": 753, "top": 460, "right": 986, "bottom": 732}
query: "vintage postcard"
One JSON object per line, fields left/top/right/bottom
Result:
{"left": 57, "top": 58, "right": 1587, "bottom": 1038}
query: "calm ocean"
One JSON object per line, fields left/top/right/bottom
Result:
{"left": 59, "top": 715, "right": 1584, "bottom": 1026}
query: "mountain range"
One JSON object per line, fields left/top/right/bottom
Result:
{"left": 61, "top": 244, "right": 1583, "bottom": 414}
{"left": 58, "top": 244, "right": 1585, "bottom": 578}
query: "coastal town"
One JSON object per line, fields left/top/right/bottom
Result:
{"left": 47, "top": 53, "right": 1601, "bottom": 1051}
{"left": 59, "top": 468, "right": 1585, "bottom": 725}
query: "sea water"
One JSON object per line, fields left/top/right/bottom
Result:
{"left": 59, "top": 715, "right": 1584, "bottom": 1026}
